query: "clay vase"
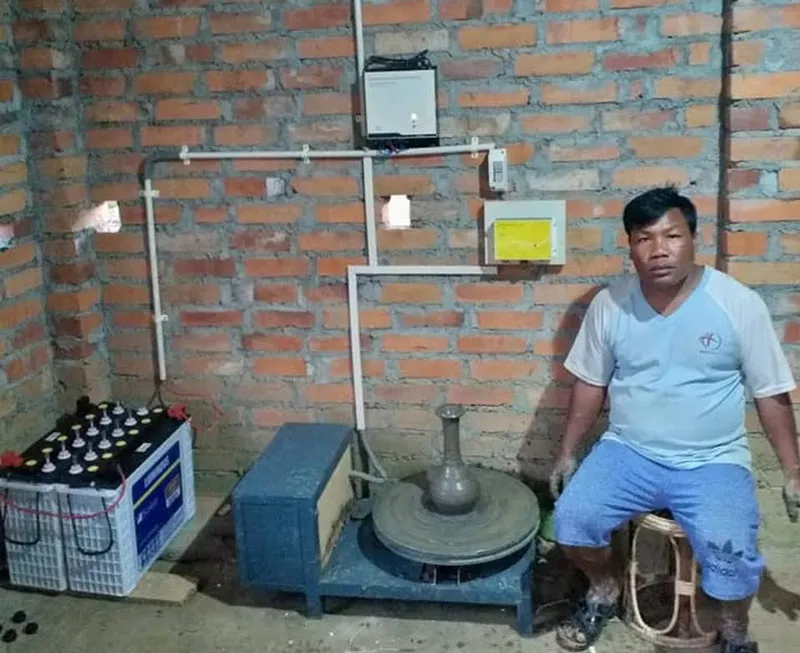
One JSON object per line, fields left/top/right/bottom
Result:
{"left": 426, "top": 404, "right": 480, "bottom": 515}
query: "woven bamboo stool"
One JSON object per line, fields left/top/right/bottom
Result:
{"left": 623, "top": 512, "right": 719, "bottom": 649}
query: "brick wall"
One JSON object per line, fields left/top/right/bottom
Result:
{"left": 0, "top": 8, "right": 59, "bottom": 451}
{"left": 4, "top": 0, "right": 798, "bottom": 483}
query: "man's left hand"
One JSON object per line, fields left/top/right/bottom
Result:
{"left": 783, "top": 475, "right": 800, "bottom": 523}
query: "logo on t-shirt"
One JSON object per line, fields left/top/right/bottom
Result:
{"left": 698, "top": 332, "right": 722, "bottom": 352}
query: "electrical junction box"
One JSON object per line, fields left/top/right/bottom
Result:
{"left": 363, "top": 68, "right": 438, "bottom": 149}
{"left": 483, "top": 200, "right": 567, "bottom": 266}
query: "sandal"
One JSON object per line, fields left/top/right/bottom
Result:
{"left": 555, "top": 599, "right": 617, "bottom": 651}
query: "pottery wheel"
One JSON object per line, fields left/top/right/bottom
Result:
{"left": 372, "top": 467, "right": 540, "bottom": 566}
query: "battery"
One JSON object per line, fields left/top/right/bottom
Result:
{"left": 0, "top": 399, "right": 196, "bottom": 596}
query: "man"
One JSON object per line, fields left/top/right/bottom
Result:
{"left": 549, "top": 186, "right": 800, "bottom": 653}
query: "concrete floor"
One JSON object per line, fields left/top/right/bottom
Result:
{"left": 1, "top": 484, "right": 798, "bottom": 653}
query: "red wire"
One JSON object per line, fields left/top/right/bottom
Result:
{"left": 0, "top": 465, "right": 127, "bottom": 521}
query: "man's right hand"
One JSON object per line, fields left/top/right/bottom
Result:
{"left": 549, "top": 455, "right": 577, "bottom": 500}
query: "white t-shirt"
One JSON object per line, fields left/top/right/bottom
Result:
{"left": 564, "top": 266, "right": 796, "bottom": 470}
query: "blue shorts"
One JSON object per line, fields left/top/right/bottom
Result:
{"left": 554, "top": 438, "right": 765, "bottom": 601}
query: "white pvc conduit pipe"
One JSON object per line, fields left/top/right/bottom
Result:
{"left": 141, "top": 0, "right": 504, "bottom": 435}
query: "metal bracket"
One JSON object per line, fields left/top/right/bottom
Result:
{"left": 471, "top": 137, "right": 479, "bottom": 159}
{"left": 180, "top": 144, "right": 190, "bottom": 164}
{"left": 140, "top": 188, "right": 160, "bottom": 198}
{"left": 302, "top": 144, "right": 310, "bottom": 164}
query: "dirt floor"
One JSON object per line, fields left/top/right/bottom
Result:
{"left": 1, "top": 483, "right": 798, "bottom": 653}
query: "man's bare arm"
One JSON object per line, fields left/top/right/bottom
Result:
{"left": 755, "top": 392, "right": 799, "bottom": 481}
{"left": 754, "top": 392, "right": 800, "bottom": 522}
{"left": 558, "top": 378, "right": 608, "bottom": 459}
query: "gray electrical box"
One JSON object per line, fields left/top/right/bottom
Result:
{"left": 362, "top": 68, "right": 438, "bottom": 149}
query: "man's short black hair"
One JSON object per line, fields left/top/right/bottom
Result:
{"left": 622, "top": 186, "right": 697, "bottom": 237}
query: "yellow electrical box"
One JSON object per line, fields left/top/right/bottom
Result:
{"left": 493, "top": 219, "right": 552, "bottom": 262}
{"left": 483, "top": 200, "right": 566, "bottom": 265}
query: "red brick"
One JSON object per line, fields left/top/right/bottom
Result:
{"left": 547, "top": 18, "right": 618, "bottom": 43}
{"left": 729, "top": 200, "right": 800, "bottom": 223}
{"left": 12, "top": 322, "right": 46, "bottom": 350}
{"left": 323, "top": 308, "right": 391, "bottom": 329}
{"left": 515, "top": 51, "right": 594, "bottom": 76}
{"left": 74, "top": 0, "right": 132, "bottom": 11}
{"left": 380, "top": 335, "right": 449, "bottom": 352}
{"left": 0, "top": 242, "right": 36, "bottom": 270}
{"left": 292, "top": 177, "right": 359, "bottom": 196}
{"left": 221, "top": 41, "right": 289, "bottom": 63}
{"left": 319, "top": 256, "right": 368, "bottom": 276}
{"left": 731, "top": 138, "right": 800, "bottom": 162}
{"left": 472, "top": 360, "right": 538, "bottom": 381}
{"left": 208, "top": 12, "right": 271, "bottom": 34}
{"left": 721, "top": 230, "right": 768, "bottom": 257}
{"left": 252, "top": 357, "right": 307, "bottom": 377}
{"left": 304, "top": 284, "right": 346, "bottom": 303}
{"left": 283, "top": 5, "right": 350, "bottom": 29}
{"left": 603, "top": 48, "right": 677, "bottom": 71}
{"left": 545, "top": 0, "right": 597, "bottom": 9}
{"left": 398, "top": 359, "right": 462, "bottom": 379}
{"left": 778, "top": 103, "right": 800, "bottom": 128}
{"left": 457, "top": 335, "right": 527, "bottom": 353}
{"left": 521, "top": 113, "right": 592, "bottom": 133}
{"left": 779, "top": 169, "right": 800, "bottom": 192}
{"left": 732, "top": 72, "right": 800, "bottom": 100}
{"left": 298, "top": 232, "right": 364, "bottom": 252}
{"left": 164, "top": 284, "right": 221, "bottom": 304}
{"left": 214, "top": 125, "right": 273, "bottom": 146}
{"left": 458, "top": 24, "right": 536, "bottom": 50}
{"left": 253, "top": 311, "right": 314, "bottom": 329}
{"left": 374, "top": 384, "right": 438, "bottom": 404}
{"left": 440, "top": 58, "right": 503, "bottom": 79}
{"left": 53, "top": 313, "right": 102, "bottom": 338}
{"left": 728, "top": 169, "right": 761, "bottom": 193}
{"left": 613, "top": 166, "right": 687, "bottom": 188}
{"left": 0, "top": 134, "right": 20, "bottom": 156}
{"left": 280, "top": 65, "right": 343, "bottom": 89}
{"left": 0, "top": 190, "right": 26, "bottom": 216}
{"left": 315, "top": 203, "right": 364, "bottom": 224}
{"left": 297, "top": 36, "right": 355, "bottom": 59}
{"left": 381, "top": 283, "right": 442, "bottom": 303}
{"left": 661, "top": 14, "right": 721, "bottom": 36}
{"left": 4, "top": 267, "right": 43, "bottom": 298}
{"left": 173, "top": 258, "right": 236, "bottom": 277}
{"left": 655, "top": 77, "right": 721, "bottom": 98}
{"left": 731, "top": 106, "right": 770, "bottom": 131}
{"left": 454, "top": 283, "right": 524, "bottom": 303}
{"left": 236, "top": 205, "right": 302, "bottom": 224}
{"left": 244, "top": 258, "right": 310, "bottom": 277}
{"left": 46, "top": 287, "right": 98, "bottom": 313}
{"left": 476, "top": 311, "right": 544, "bottom": 329}
{"left": 141, "top": 125, "right": 204, "bottom": 147}
{"left": 135, "top": 72, "right": 197, "bottom": 95}
{"left": 82, "top": 48, "right": 137, "bottom": 69}
{"left": 80, "top": 75, "right": 125, "bottom": 97}
{"left": 542, "top": 82, "right": 617, "bottom": 104}
{"left": 51, "top": 261, "right": 95, "bottom": 285}
{"left": 74, "top": 19, "right": 126, "bottom": 41}
{"left": 155, "top": 179, "right": 210, "bottom": 200}
{"left": 533, "top": 283, "right": 601, "bottom": 304}
{"left": 374, "top": 174, "right": 434, "bottom": 196}
{"left": 242, "top": 334, "right": 303, "bottom": 352}
{"left": 180, "top": 311, "right": 243, "bottom": 328}
{"left": 446, "top": 385, "right": 514, "bottom": 406}
{"left": 733, "top": 42, "right": 764, "bottom": 67}
{"left": 134, "top": 16, "right": 200, "bottom": 39}
{"left": 399, "top": 311, "right": 464, "bottom": 328}
{"left": 727, "top": 262, "right": 800, "bottom": 286}
{"left": 363, "top": 0, "right": 431, "bottom": 25}
{"left": 85, "top": 127, "right": 133, "bottom": 149}
{"left": 628, "top": 136, "right": 705, "bottom": 158}
{"left": 155, "top": 99, "right": 222, "bottom": 121}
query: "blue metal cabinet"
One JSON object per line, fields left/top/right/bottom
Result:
{"left": 232, "top": 421, "right": 352, "bottom": 615}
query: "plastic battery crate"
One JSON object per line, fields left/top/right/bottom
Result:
{"left": 0, "top": 399, "right": 196, "bottom": 597}
{"left": 0, "top": 478, "right": 67, "bottom": 591}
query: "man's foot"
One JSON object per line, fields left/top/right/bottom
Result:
{"left": 720, "top": 640, "right": 758, "bottom": 653}
{"left": 555, "top": 599, "right": 617, "bottom": 651}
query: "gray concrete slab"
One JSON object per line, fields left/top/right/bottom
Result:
{"left": 0, "top": 488, "right": 797, "bottom": 653}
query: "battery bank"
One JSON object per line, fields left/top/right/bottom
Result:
{"left": 0, "top": 399, "right": 196, "bottom": 596}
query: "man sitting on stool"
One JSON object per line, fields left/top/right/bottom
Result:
{"left": 549, "top": 186, "right": 800, "bottom": 653}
